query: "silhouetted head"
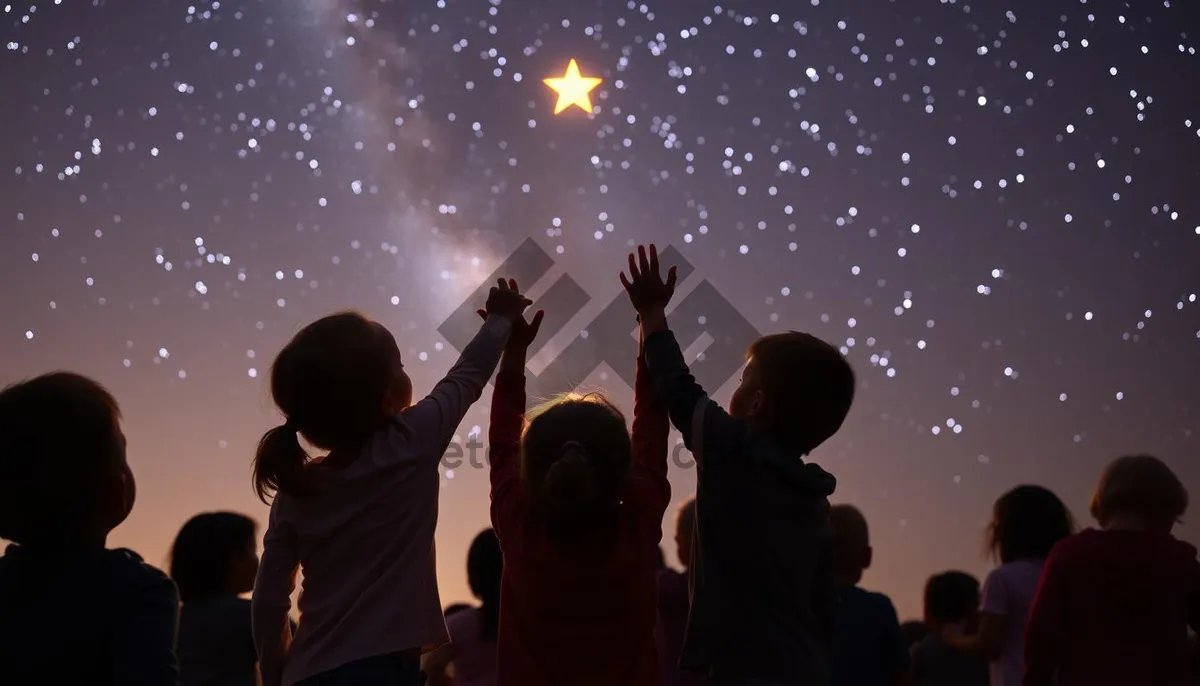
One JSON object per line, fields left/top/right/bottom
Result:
{"left": 674, "top": 496, "right": 696, "bottom": 569}
{"left": 924, "top": 571, "right": 980, "bottom": 628}
{"left": 520, "top": 392, "right": 632, "bottom": 533}
{"left": 987, "top": 485, "right": 1074, "bottom": 564}
{"left": 729, "top": 332, "right": 855, "bottom": 455}
{"left": 0, "top": 372, "right": 134, "bottom": 549}
{"left": 900, "top": 621, "right": 929, "bottom": 648}
{"left": 253, "top": 312, "right": 412, "bottom": 502}
{"left": 1090, "top": 454, "right": 1187, "bottom": 532}
{"left": 466, "top": 528, "right": 503, "bottom": 640}
{"left": 170, "top": 512, "right": 259, "bottom": 602}
{"left": 830, "top": 504, "right": 872, "bottom": 586}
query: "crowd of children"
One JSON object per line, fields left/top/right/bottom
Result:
{"left": 0, "top": 244, "right": 1197, "bottom": 686}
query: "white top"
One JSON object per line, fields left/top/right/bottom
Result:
{"left": 252, "top": 316, "right": 511, "bottom": 686}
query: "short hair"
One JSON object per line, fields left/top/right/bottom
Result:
{"left": 924, "top": 571, "right": 980, "bottom": 624}
{"left": 1090, "top": 454, "right": 1187, "bottom": 526}
{"left": 987, "top": 485, "right": 1074, "bottom": 564}
{"left": 747, "top": 332, "right": 855, "bottom": 454}
{"left": 170, "top": 512, "right": 258, "bottom": 603}
{"left": 830, "top": 504, "right": 870, "bottom": 576}
{"left": 0, "top": 372, "right": 124, "bottom": 545}
{"left": 466, "top": 528, "right": 503, "bottom": 641}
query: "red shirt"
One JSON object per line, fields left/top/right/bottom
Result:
{"left": 1024, "top": 528, "right": 1200, "bottom": 686}
{"left": 489, "top": 356, "right": 672, "bottom": 686}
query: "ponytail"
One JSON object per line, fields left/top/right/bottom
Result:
{"left": 252, "top": 423, "right": 309, "bottom": 503}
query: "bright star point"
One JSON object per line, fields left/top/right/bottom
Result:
{"left": 544, "top": 59, "right": 602, "bottom": 115}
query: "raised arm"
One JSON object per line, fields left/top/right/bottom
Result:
{"left": 252, "top": 505, "right": 300, "bottom": 686}
{"left": 403, "top": 315, "right": 511, "bottom": 460}
{"left": 629, "top": 332, "right": 671, "bottom": 517}
{"left": 487, "top": 308, "right": 543, "bottom": 543}
{"left": 111, "top": 560, "right": 181, "bottom": 686}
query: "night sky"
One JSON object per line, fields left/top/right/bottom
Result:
{"left": 2, "top": 0, "right": 1198, "bottom": 619}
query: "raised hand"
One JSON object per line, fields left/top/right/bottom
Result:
{"left": 478, "top": 306, "right": 545, "bottom": 351}
{"left": 484, "top": 278, "right": 533, "bottom": 323}
{"left": 620, "top": 244, "right": 677, "bottom": 316}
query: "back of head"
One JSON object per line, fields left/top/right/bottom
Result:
{"left": 988, "top": 484, "right": 1074, "bottom": 564}
{"left": 170, "top": 512, "right": 258, "bottom": 603}
{"left": 830, "top": 504, "right": 871, "bottom": 583}
{"left": 520, "top": 393, "right": 632, "bottom": 533}
{"left": 924, "top": 571, "right": 980, "bottom": 625}
{"left": 747, "top": 332, "right": 855, "bottom": 454}
{"left": 0, "top": 372, "right": 125, "bottom": 547}
{"left": 466, "top": 528, "right": 503, "bottom": 640}
{"left": 1090, "top": 454, "right": 1188, "bottom": 529}
{"left": 253, "top": 312, "right": 397, "bottom": 502}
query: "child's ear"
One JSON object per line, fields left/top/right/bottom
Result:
{"left": 748, "top": 389, "right": 766, "bottom": 417}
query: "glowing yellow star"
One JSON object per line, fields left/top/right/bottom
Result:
{"left": 544, "top": 59, "right": 603, "bottom": 115}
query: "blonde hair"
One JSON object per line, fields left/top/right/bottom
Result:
{"left": 1090, "top": 454, "right": 1188, "bottom": 527}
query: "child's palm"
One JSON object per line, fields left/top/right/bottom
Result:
{"left": 485, "top": 278, "right": 532, "bottom": 322}
{"left": 620, "top": 244, "right": 677, "bottom": 314}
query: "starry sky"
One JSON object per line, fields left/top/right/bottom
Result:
{"left": 2, "top": 0, "right": 1198, "bottom": 620}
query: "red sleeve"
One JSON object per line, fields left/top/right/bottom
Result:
{"left": 488, "top": 370, "right": 527, "bottom": 547}
{"left": 1024, "top": 541, "right": 1071, "bottom": 686}
{"left": 630, "top": 354, "right": 671, "bottom": 532}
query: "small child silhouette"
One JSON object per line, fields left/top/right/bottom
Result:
{"left": 1024, "top": 455, "right": 1200, "bottom": 686}
{"left": 911, "top": 572, "right": 988, "bottom": 686}
{"left": 629, "top": 244, "right": 855, "bottom": 686}
{"left": 829, "top": 504, "right": 909, "bottom": 686}
{"left": 251, "top": 280, "right": 529, "bottom": 686}
{"left": 487, "top": 277, "right": 671, "bottom": 685}
{"left": 171, "top": 512, "right": 261, "bottom": 686}
{"left": 0, "top": 372, "right": 180, "bottom": 685}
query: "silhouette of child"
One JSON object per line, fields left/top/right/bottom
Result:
{"left": 657, "top": 497, "right": 704, "bottom": 686}
{"left": 0, "top": 372, "right": 179, "bottom": 685}
{"left": 1024, "top": 455, "right": 1200, "bottom": 686}
{"left": 423, "top": 528, "right": 503, "bottom": 686}
{"left": 829, "top": 504, "right": 909, "bottom": 686}
{"left": 629, "top": 244, "right": 855, "bottom": 686}
{"left": 487, "top": 281, "right": 671, "bottom": 685}
{"left": 943, "top": 485, "right": 1073, "bottom": 686}
{"left": 171, "top": 512, "right": 262, "bottom": 686}
{"left": 900, "top": 622, "right": 929, "bottom": 651}
{"left": 911, "top": 572, "right": 988, "bottom": 686}
{"left": 251, "top": 280, "right": 529, "bottom": 686}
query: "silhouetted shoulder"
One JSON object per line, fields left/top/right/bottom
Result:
{"left": 106, "top": 548, "right": 178, "bottom": 597}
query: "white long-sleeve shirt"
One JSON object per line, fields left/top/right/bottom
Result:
{"left": 252, "top": 316, "right": 511, "bottom": 686}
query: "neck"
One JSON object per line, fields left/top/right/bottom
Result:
{"left": 1104, "top": 512, "right": 1170, "bottom": 534}
{"left": 834, "top": 571, "right": 861, "bottom": 589}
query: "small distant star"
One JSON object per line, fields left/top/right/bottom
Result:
{"left": 543, "top": 59, "right": 602, "bottom": 115}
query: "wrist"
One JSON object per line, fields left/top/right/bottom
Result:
{"left": 639, "top": 308, "right": 667, "bottom": 334}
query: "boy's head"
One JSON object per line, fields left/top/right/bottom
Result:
{"left": 0, "top": 372, "right": 133, "bottom": 549}
{"left": 674, "top": 496, "right": 696, "bottom": 569}
{"left": 923, "top": 571, "right": 980, "bottom": 629}
{"left": 1090, "top": 454, "right": 1187, "bottom": 532}
{"left": 830, "top": 504, "right": 872, "bottom": 587}
{"left": 729, "top": 332, "right": 855, "bottom": 455}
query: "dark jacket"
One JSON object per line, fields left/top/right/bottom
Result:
{"left": 644, "top": 329, "right": 838, "bottom": 686}
{"left": 0, "top": 544, "right": 180, "bottom": 686}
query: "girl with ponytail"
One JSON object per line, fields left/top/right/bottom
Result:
{"left": 251, "top": 280, "right": 531, "bottom": 686}
{"left": 485, "top": 299, "right": 672, "bottom": 685}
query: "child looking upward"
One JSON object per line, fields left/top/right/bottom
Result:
{"left": 630, "top": 244, "right": 855, "bottom": 686}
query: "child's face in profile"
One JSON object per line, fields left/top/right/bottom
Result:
{"left": 375, "top": 323, "right": 413, "bottom": 414}
{"left": 729, "top": 358, "right": 765, "bottom": 420}
{"left": 102, "top": 421, "right": 136, "bottom": 536}
{"left": 230, "top": 534, "right": 260, "bottom": 595}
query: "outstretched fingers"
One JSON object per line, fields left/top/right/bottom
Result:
{"left": 528, "top": 310, "right": 545, "bottom": 336}
{"left": 665, "top": 265, "right": 678, "bottom": 291}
